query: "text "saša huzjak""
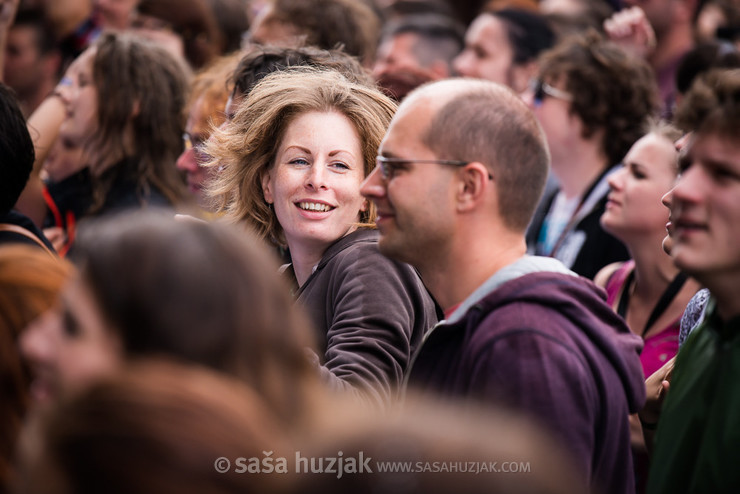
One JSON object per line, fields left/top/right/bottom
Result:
{"left": 231, "top": 451, "right": 372, "bottom": 478}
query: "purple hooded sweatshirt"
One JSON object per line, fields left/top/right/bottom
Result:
{"left": 407, "top": 256, "right": 645, "bottom": 494}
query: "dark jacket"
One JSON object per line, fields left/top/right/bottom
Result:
{"left": 0, "top": 210, "right": 55, "bottom": 252}
{"left": 527, "top": 166, "right": 629, "bottom": 279}
{"left": 292, "top": 229, "right": 438, "bottom": 407}
{"left": 408, "top": 257, "right": 645, "bottom": 494}
{"left": 43, "top": 159, "right": 173, "bottom": 254}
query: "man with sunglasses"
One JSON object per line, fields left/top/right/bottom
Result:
{"left": 361, "top": 78, "right": 645, "bottom": 494}
{"left": 524, "top": 32, "right": 659, "bottom": 280}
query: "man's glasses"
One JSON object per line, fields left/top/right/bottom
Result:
{"left": 376, "top": 156, "right": 492, "bottom": 181}
{"left": 183, "top": 132, "right": 210, "bottom": 166}
{"left": 530, "top": 79, "right": 572, "bottom": 107}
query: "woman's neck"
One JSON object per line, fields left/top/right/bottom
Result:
{"left": 629, "top": 234, "right": 680, "bottom": 299}
{"left": 289, "top": 243, "right": 327, "bottom": 287}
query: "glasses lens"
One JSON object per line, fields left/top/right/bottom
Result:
{"left": 376, "top": 157, "right": 388, "bottom": 179}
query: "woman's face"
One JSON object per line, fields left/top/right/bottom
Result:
{"left": 20, "top": 276, "right": 122, "bottom": 405}
{"left": 59, "top": 48, "right": 99, "bottom": 149}
{"left": 261, "top": 111, "right": 367, "bottom": 252}
{"left": 601, "top": 133, "right": 678, "bottom": 243}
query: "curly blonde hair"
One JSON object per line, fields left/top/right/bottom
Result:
{"left": 205, "top": 68, "right": 396, "bottom": 247}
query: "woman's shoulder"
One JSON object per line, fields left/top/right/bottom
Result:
{"left": 593, "top": 260, "right": 632, "bottom": 290}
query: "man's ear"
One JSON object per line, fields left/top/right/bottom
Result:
{"left": 261, "top": 170, "right": 274, "bottom": 204}
{"left": 456, "top": 162, "right": 492, "bottom": 212}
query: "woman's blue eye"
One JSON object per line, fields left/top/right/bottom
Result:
{"left": 289, "top": 158, "right": 309, "bottom": 165}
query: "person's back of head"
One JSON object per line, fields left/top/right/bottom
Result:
{"left": 17, "top": 359, "right": 292, "bottom": 494}
{"left": 70, "top": 210, "right": 319, "bottom": 423}
{"left": 675, "top": 40, "right": 740, "bottom": 97}
{"left": 205, "top": 0, "right": 251, "bottom": 54}
{"left": 287, "top": 394, "right": 588, "bottom": 494}
{"left": 537, "top": 30, "right": 660, "bottom": 167}
{"left": 0, "top": 245, "right": 73, "bottom": 492}
{"left": 252, "top": 0, "right": 381, "bottom": 65}
{"left": 0, "top": 84, "right": 35, "bottom": 215}
{"left": 409, "top": 78, "right": 550, "bottom": 232}
{"left": 137, "top": 0, "right": 223, "bottom": 69}
{"left": 674, "top": 68, "right": 740, "bottom": 137}
{"left": 231, "top": 45, "right": 373, "bottom": 104}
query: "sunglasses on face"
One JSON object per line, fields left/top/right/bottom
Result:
{"left": 529, "top": 79, "right": 573, "bottom": 107}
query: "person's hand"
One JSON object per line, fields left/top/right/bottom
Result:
{"left": 639, "top": 356, "right": 675, "bottom": 427}
{"left": 43, "top": 226, "right": 67, "bottom": 253}
{"left": 604, "top": 6, "right": 657, "bottom": 60}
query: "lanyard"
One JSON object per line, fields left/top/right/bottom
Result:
{"left": 617, "top": 270, "right": 689, "bottom": 337}
{"left": 545, "top": 166, "right": 614, "bottom": 258}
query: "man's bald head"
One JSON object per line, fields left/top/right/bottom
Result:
{"left": 397, "top": 79, "right": 550, "bottom": 231}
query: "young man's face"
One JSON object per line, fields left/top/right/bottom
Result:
{"left": 670, "top": 132, "right": 740, "bottom": 285}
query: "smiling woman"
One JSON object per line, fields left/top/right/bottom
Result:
{"left": 205, "top": 68, "right": 439, "bottom": 407}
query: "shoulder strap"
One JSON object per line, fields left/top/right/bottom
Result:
{"left": 0, "top": 223, "right": 56, "bottom": 258}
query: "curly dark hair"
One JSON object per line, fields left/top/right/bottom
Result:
{"left": 538, "top": 30, "right": 660, "bottom": 167}
{"left": 674, "top": 68, "right": 740, "bottom": 137}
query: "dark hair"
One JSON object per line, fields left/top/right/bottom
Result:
{"left": 136, "top": 0, "right": 222, "bottom": 69}
{"left": 674, "top": 68, "right": 740, "bottom": 138}
{"left": 266, "top": 0, "right": 381, "bottom": 64}
{"left": 381, "top": 13, "right": 465, "bottom": 68}
{"left": 11, "top": 7, "right": 58, "bottom": 55}
{"left": 675, "top": 41, "right": 740, "bottom": 95}
{"left": 20, "top": 360, "right": 292, "bottom": 494}
{"left": 421, "top": 80, "right": 550, "bottom": 231}
{"left": 205, "top": 0, "right": 250, "bottom": 54}
{"left": 0, "top": 83, "right": 35, "bottom": 213}
{"left": 489, "top": 9, "right": 555, "bottom": 65}
{"left": 538, "top": 30, "right": 660, "bottom": 167}
{"left": 231, "top": 45, "right": 374, "bottom": 100}
{"left": 90, "top": 32, "right": 190, "bottom": 212}
{"left": 71, "top": 211, "right": 318, "bottom": 423}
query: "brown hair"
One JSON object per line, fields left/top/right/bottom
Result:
{"left": 0, "top": 245, "right": 73, "bottom": 490}
{"left": 137, "top": 0, "right": 223, "bottom": 69}
{"left": 19, "top": 360, "right": 292, "bottom": 494}
{"left": 421, "top": 80, "right": 550, "bottom": 232}
{"left": 231, "top": 45, "right": 374, "bottom": 99}
{"left": 90, "top": 32, "right": 191, "bottom": 212}
{"left": 537, "top": 30, "right": 660, "bottom": 167}
{"left": 674, "top": 68, "right": 740, "bottom": 138}
{"left": 206, "top": 68, "right": 396, "bottom": 247}
{"left": 286, "top": 393, "right": 588, "bottom": 494}
{"left": 185, "top": 52, "right": 241, "bottom": 126}
{"left": 265, "top": 0, "right": 381, "bottom": 65}
{"left": 71, "top": 211, "right": 320, "bottom": 424}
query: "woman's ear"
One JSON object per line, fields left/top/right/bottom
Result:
{"left": 261, "top": 171, "right": 274, "bottom": 204}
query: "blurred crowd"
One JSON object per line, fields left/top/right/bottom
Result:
{"left": 1, "top": 0, "right": 740, "bottom": 493}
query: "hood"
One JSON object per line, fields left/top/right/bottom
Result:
{"left": 473, "top": 268, "right": 646, "bottom": 413}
